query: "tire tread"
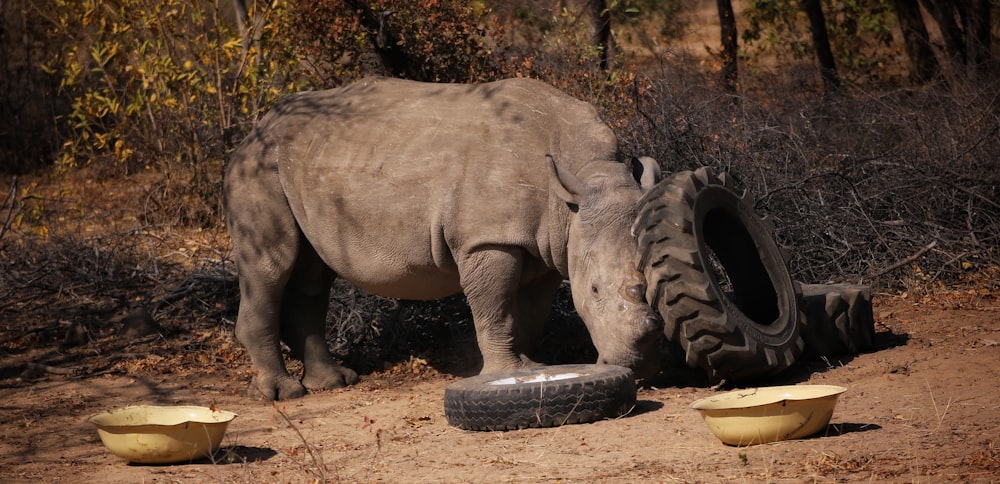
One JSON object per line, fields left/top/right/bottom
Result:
{"left": 634, "top": 167, "right": 805, "bottom": 382}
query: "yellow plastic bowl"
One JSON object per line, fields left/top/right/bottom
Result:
{"left": 88, "top": 405, "right": 237, "bottom": 464}
{"left": 690, "top": 385, "right": 846, "bottom": 446}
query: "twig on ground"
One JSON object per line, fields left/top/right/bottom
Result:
{"left": 22, "top": 362, "right": 79, "bottom": 378}
{"left": 927, "top": 380, "right": 952, "bottom": 431}
{"left": 0, "top": 321, "right": 60, "bottom": 345}
{"left": 271, "top": 401, "right": 328, "bottom": 483}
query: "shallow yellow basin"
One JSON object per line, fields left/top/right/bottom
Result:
{"left": 89, "top": 405, "right": 237, "bottom": 464}
{"left": 690, "top": 385, "right": 846, "bottom": 446}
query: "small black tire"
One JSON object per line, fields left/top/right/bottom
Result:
{"left": 800, "top": 283, "right": 876, "bottom": 357}
{"left": 633, "top": 167, "right": 805, "bottom": 382}
{"left": 443, "top": 364, "right": 636, "bottom": 431}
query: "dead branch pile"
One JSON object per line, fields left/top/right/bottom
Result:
{"left": 619, "top": 61, "right": 1000, "bottom": 291}
{"left": 0, "top": 227, "right": 238, "bottom": 365}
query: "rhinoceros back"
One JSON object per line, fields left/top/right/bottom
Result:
{"left": 229, "top": 77, "right": 618, "bottom": 299}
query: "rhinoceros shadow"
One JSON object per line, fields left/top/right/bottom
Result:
{"left": 330, "top": 284, "right": 601, "bottom": 379}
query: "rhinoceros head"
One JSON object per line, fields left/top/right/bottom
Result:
{"left": 548, "top": 155, "right": 663, "bottom": 379}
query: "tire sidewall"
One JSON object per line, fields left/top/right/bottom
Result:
{"left": 444, "top": 364, "right": 637, "bottom": 431}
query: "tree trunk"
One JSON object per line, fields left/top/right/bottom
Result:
{"left": 592, "top": 0, "right": 617, "bottom": 70}
{"left": 892, "top": 0, "right": 941, "bottom": 82}
{"left": 919, "top": 0, "right": 965, "bottom": 65}
{"left": 231, "top": 0, "right": 249, "bottom": 37}
{"left": 801, "top": 0, "right": 840, "bottom": 90}
{"left": 717, "top": 0, "right": 738, "bottom": 92}
{"left": 344, "top": 0, "right": 413, "bottom": 78}
{"left": 963, "top": 0, "right": 992, "bottom": 70}
{"left": 567, "top": 0, "right": 618, "bottom": 70}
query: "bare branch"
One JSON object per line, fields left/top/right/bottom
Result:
{"left": 0, "top": 175, "right": 18, "bottom": 244}
{"left": 874, "top": 241, "right": 938, "bottom": 277}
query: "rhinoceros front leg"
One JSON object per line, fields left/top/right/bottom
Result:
{"left": 459, "top": 247, "right": 557, "bottom": 374}
{"left": 512, "top": 271, "right": 563, "bottom": 364}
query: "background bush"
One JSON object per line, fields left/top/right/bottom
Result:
{"left": 1, "top": 0, "right": 997, "bottom": 288}
{"left": 1, "top": 0, "right": 997, "bottom": 374}
{"left": 618, "top": 59, "right": 999, "bottom": 290}
{"left": 33, "top": 0, "right": 304, "bottom": 225}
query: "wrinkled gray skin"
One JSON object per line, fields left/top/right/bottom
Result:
{"left": 224, "top": 77, "right": 663, "bottom": 400}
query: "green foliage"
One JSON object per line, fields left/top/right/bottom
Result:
{"left": 742, "top": 0, "right": 899, "bottom": 82}
{"left": 605, "top": 0, "right": 687, "bottom": 47}
{"left": 39, "top": 0, "right": 304, "bottom": 224}
{"left": 518, "top": 5, "right": 611, "bottom": 74}
{"left": 823, "top": 0, "right": 897, "bottom": 75}
{"left": 480, "top": 2, "right": 643, "bottom": 124}
{"left": 742, "top": 0, "right": 812, "bottom": 60}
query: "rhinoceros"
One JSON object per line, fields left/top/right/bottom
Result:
{"left": 224, "top": 77, "right": 663, "bottom": 400}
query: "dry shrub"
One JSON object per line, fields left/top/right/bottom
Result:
{"left": 30, "top": 0, "right": 303, "bottom": 225}
{"left": 321, "top": 281, "right": 595, "bottom": 375}
{"left": 619, "top": 57, "right": 1000, "bottom": 290}
{"left": 292, "top": 0, "right": 509, "bottom": 85}
{"left": 0, "top": 230, "right": 236, "bottom": 338}
{"left": 0, "top": 234, "right": 157, "bottom": 335}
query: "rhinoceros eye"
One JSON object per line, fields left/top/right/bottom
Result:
{"left": 591, "top": 285, "right": 600, "bottom": 296}
{"left": 626, "top": 284, "right": 645, "bottom": 301}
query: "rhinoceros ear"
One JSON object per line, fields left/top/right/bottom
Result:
{"left": 547, "top": 154, "right": 588, "bottom": 206}
{"left": 630, "top": 156, "right": 661, "bottom": 190}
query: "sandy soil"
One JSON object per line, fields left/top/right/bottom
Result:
{"left": 2, "top": 287, "right": 998, "bottom": 483}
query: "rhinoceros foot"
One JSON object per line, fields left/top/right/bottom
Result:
{"left": 250, "top": 374, "right": 307, "bottom": 401}
{"left": 303, "top": 363, "right": 359, "bottom": 391}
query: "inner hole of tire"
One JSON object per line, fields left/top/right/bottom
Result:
{"left": 702, "top": 207, "right": 779, "bottom": 325}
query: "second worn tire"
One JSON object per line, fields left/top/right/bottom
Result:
{"left": 633, "top": 167, "right": 805, "bottom": 383}
{"left": 444, "top": 364, "right": 636, "bottom": 431}
{"left": 800, "top": 283, "right": 876, "bottom": 357}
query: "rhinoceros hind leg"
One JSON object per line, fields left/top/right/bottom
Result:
{"left": 281, "top": 240, "right": 360, "bottom": 391}
{"left": 227, "top": 152, "right": 308, "bottom": 400}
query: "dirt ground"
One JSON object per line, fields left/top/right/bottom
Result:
{"left": 2, "top": 236, "right": 999, "bottom": 484}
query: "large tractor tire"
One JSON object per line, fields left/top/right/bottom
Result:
{"left": 633, "top": 167, "right": 805, "bottom": 383}
{"left": 799, "top": 283, "right": 875, "bottom": 357}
